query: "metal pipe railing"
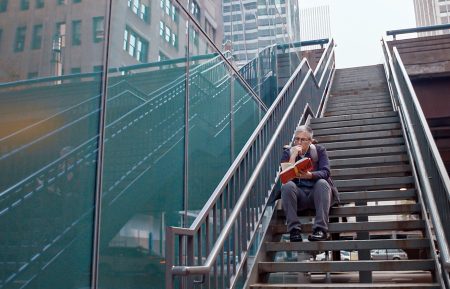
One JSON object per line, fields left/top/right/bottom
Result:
{"left": 165, "top": 39, "right": 335, "bottom": 289}
{"left": 387, "top": 23, "right": 450, "bottom": 39}
{"left": 381, "top": 37, "right": 450, "bottom": 276}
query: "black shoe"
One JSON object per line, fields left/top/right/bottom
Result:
{"left": 308, "top": 229, "right": 329, "bottom": 241}
{"left": 289, "top": 228, "right": 303, "bottom": 242}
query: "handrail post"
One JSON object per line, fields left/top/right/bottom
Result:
{"left": 165, "top": 227, "right": 175, "bottom": 289}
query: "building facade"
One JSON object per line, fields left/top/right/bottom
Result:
{"left": 0, "top": 0, "right": 223, "bottom": 82}
{"left": 413, "top": 0, "right": 450, "bottom": 36}
{"left": 222, "top": 0, "right": 300, "bottom": 67}
{"left": 299, "top": 5, "right": 331, "bottom": 45}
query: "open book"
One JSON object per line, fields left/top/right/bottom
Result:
{"left": 280, "top": 158, "right": 313, "bottom": 184}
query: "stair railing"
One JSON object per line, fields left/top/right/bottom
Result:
{"left": 381, "top": 37, "right": 450, "bottom": 284}
{"left": 165, "top": 39, "right": 335, "bottom": 289}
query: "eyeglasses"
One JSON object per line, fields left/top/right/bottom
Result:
{"left": 294, "top": 137, "right": 311, "bottom": 143}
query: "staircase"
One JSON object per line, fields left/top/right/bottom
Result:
{"left": 246, "top": 65, "right": 442, "bottom": 288}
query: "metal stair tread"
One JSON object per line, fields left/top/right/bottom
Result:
{"left": 332, "top": 164, "right": 411, "bottom": 178}
{"left": 338, "top": 189, "right": 417, "bottom": 202}
{"left": 311, "top": 111, "right": 398, "bottom": 124}
{"left": 330, "top": 155, "right": 409, "bottom": 167}
{"left": 270, "top": 220, "right": 425, "bottom": 234}
{"left": 325, "top": 107, "right": 393, "bottom": 117}
{"left": 264, "top": 238, "right": 430, "bottom": 252}
{"left": 310, "top": 116, "right": 400, "bottom": 130}
{"left": 325, "top": 141, "right": 405, "bottom": 153}
{"left": 326, "top": 103, "right": 393, "bottom": 113}
{"left": 275, "top": 203, "right": 421, "bottom": 217}
{"left": 334, "top": 176, "right": 415, "bottom": 190}
{"left": 249, "top": 283, "right": 441, "bottom": 288}
{"left": 258, "top": 260, "right": 435, "bottom": 273}
{"left": 317, "top": 130, "right": 403, "bottom": 144}
{"left": 314, "top": 123, "right": 401, "bottom": 137}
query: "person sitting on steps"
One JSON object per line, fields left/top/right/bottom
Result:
{"left": 280, "top": 125, "right": 339, "bottom": 242}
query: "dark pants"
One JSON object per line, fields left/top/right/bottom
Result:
{"left": 281, "top": 179, "right": 332, "bottom": 233}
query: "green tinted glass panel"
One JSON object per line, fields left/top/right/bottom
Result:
{"left": 97, "top": 2, "right": 188, "bottom": 289}
{"left": 0, "top": 2, "right": 104, "bottom": 289}
{"left": 187, "top": 20, "right": 232, "bottom": 216}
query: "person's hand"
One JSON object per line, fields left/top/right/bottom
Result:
{"left": 290, "top": 145, "right": 302, "bottom": 158}
{"left": 297, "top": 170, "right": 313, "bottom": 179}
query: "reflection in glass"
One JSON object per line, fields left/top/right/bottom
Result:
{"left": 0, "top": 1, "right": 104, "bottom": 289}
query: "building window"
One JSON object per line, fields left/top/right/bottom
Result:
{"left": 123, "top": 27, "right": 148, "bottom": 62}
{"left": 36, "top": 0, "right": 44, "bottom": 8}
{"left": 72, "top": 0, "right": 81, "bottom": 3}
{"left": 71, "top": 67, "right": 81, "bottom": 74}
{"left": 92, "top": 17, "right": 104, "bottom": 42}
{"left": 56, "top": 22, "right": 66, "bottom": 47}
{"left": 93, "top": 65, "right": 103, "bottom": 72}
{"left": 205, "top": 19, "right": 216, "bottom": 42}
{"left": 71, "top": 20, "right": 81, "bottom": 46}
{"left": 0, "top": 0, "right": 8, "bottom": 12}
{"left": 14, "top": 26, "right": 27, "bottom": 52}
{"left": 190, "top": 0, "right": 200, "bottom": 20}
{"left": 27, "top": 72, "right": 38, "bottom": 79}
{"left": 128, "top": 0, "right": 150, "bottom": 23}
{"left": 190, "top": 27, "right": 199, "bottom": 47}
{"left": 161, "top": 0, "right": 177, "bottom": 22}
{"left": 20, "top": 0, "right": 30, "bottom": 10}
{"left": 32, "top": 24, "right": 43, "bottom": 49}
{"left": 159, "top": 21, "right": 164, "bottom": 36}
{"left": 57, "top": 0, "right": 66, "bottom": 4}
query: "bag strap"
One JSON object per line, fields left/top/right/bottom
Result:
{"left": 309, "top": 144, "right": 318, "bottom": 164}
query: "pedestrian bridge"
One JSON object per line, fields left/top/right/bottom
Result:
{"left": 0, "top": 30, "right": 449, "bottom": 289}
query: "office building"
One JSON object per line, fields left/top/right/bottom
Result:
{"left": 414, "top": 0, "right": 450, "bottom": 36}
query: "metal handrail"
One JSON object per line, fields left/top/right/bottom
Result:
{"left": 165, "top": 39, "right": 335, "bottom": 288}
{"left": 387, "top": 23, "right": 450, "bottom": 39}
{"left": 381, "top": 37, "right": 450, "bottom": 274}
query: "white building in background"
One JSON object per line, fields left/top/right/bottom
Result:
{"left": 413, "top": 0, "right": 450, "bottom": 36}
{"left": 298, "top": 5, "right": 331, "bottom": 50}
{"left": 222, "top": 0, "right": 300, "bottom": 67}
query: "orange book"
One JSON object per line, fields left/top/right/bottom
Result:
{"left": 280, "top": 158, "right": 313, "bottom": 184}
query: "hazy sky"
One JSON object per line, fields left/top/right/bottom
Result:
{"left": 301, "top": 0, "right": 417, "bottom": 68}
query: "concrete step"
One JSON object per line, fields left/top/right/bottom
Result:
{"left": 258, "top": 260, "right": 435, "bottom": 273}
{"left": 311, "top": 111, "right": 398, "bottom": 124}
{"left": 270, "top": 220, "right": 425, "bottom": 234}
{"left": 330, "top": 90, "right": 390, "bottom": 98}
{"left": 316, "top": 130, "right": 402, "bottom": 144}
{"left": 334, "top": 176, "right": 414, "bottom": 191}
{"left": 250, "top": 283, "right": 440, "bottom": 289}
{"left": 339, "top": 189, "right": 417, "bottom": 202}
{"left": 325, "top": 106, "right": 393, "bottom": 117}
{"left": 324, "top": 140, "right": 405, "bottom": 152}
{"left": 330, "top": 155, "right": 409, "bottom": 168}
{"left": 265, "top": 238, "right": 430, "bottom": 252}
{"left": 332, "top": 164, "right": 411, "bottom": 179}
{"left": 310, "top": 116, "right": 399, "bottom": 130}
{"left": 314, "top": 123, "right": 401, "bottom": 137}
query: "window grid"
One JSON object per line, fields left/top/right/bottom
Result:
{"left": 14, "top": 26, "right": 27, "bottom": 52}
{"left": 93, "top": 17, "right": 104, "bottom": 42}
{"left": 72, "top": 20, "right": 82, "bottom": 46}
{"left": 36, "top": 0, "right": 44, "bottom": 8}
{"left": 0, "top": 0, "right": 8, "bottom": 12}
{"left": 123, "top": 27, "right": 148, "bottom": 62}
{"left": 20, "top": 0, "right": 30, "bottom": 10}
{"left": 32, "top": 24, "right": 43, "bottom": 50}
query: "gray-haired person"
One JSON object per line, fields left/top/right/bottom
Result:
{"left": 280, "top": 125, "right": 339, "bottom": 242}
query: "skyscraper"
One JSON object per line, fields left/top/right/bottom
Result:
{"left": 222, "top": 0, "right": 300, "bottom": 67}
{"left": 413, "top": 0, "right": 450, "bottom": 36}
{"left": 299, "top": 5, "right": 331, "bottom": 43}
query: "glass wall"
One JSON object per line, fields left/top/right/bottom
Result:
{"left": 0, "top": 1, "right": 105, "bottom": 289}
{"left": 0, "top": 0, "right": 299, "bottom": 288}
